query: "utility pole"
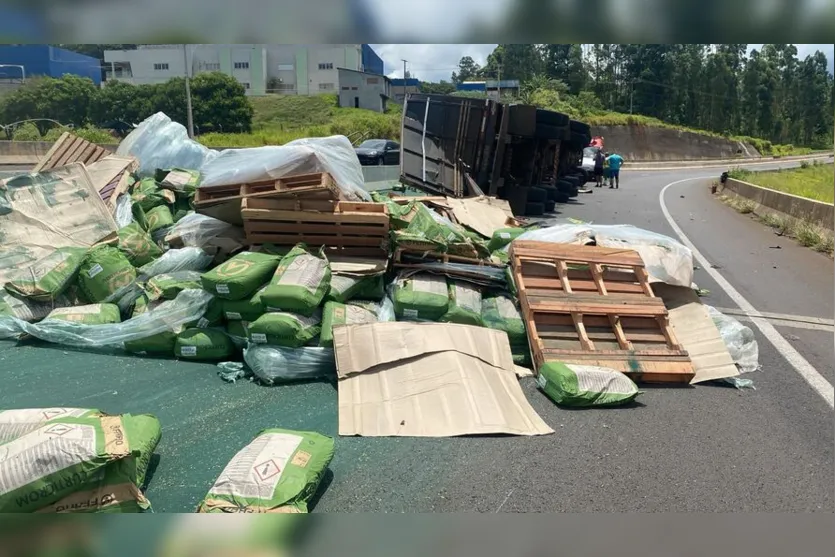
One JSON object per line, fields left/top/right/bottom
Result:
{"left": 183, "top": 45, "right": 195, "bottom": 138}
{"left": 401, "top": 59, "right": 408, "bottom": 102}
{"left": 497, "top": 65, "right": 501, "bottom": 101}
{"left": 629, "top": 80, "right": 634, "bottom": 115}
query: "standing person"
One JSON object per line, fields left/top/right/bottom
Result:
{"left": 593, "top": 148, "right": 605, "bottom": 187}
{"left": 606, "top": 152, "right": 624, "bottom": 189}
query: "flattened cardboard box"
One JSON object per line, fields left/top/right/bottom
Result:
{"left": 444, "top": 196, "right": 516, "bottom": 238}
{"left": 333, "top": 322, "right": 553, "bottom": 437}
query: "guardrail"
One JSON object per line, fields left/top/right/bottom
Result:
{"left": 720, "top": 177, "right": 833, "bottom": 230}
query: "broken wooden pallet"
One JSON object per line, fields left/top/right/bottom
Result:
{"left": 510, "top": 241, "right": 694, "bottom": 383}
{"left": 33, "top": 132, "right": 111, "bottom": 173}
{"left": 195, "top": 172, "right": 341, "bottom": 205}
{"left": 241, "top": 197, "right": 390, "bottom": 257}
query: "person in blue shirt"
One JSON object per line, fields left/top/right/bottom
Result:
{"left": 605, "top": 152, "right": 624, "bottom": 189}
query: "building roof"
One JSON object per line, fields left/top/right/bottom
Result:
{"left": 337, "top": 66, "right": 390, "bottom": 82}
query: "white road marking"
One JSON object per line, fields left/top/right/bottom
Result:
{"left": 712, "top": 307, "right": 834, "bottom": 332}
{"left": 659, "top": 177, "right": 834, "bottom": 408}
{"left": 628, "top": 154, "right": 833, "bottom": 172}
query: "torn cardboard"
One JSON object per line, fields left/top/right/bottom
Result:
{"left": 329, "top": 256, "right": 388, "bottom": 276}
{"left": 445, "top": 196, "right": 517, "bottom": 238}
{"left": 85, "top": 155, "right": 139, "bottom": 212}
{"left": 655, "top": 284, "right": 739, "bottom": 384}
{"left": 0, "top": 163, "right": 119, "bottom": 285}
{"left": 333, "top": 322, "right": 553, "bottom": 437}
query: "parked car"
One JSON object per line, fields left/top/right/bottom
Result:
{"left": 580, "top": 146, "right": 601, "bottom": 173}
{"left": 355, "top": 139, "right": 400, "bottom": 166}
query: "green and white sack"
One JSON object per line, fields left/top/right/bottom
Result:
{"left": 124, "top": 330, "right": 178, "bottom": 355}
{"left": 221, "top": 286, "right": 267, "bottom": 322}
{"left": 201, "top": 252, "right": 281, "bottom": 301}
{"left": 392, "top": 273, "right": 449, "bottom": 321}
{"left": 261, "top": 245, "right": 331, "bottom": 316}
{"left": 44, "top": 303, "right": 122, "bottom": 325}
{"left": 78, "top": 246, "right": 137, "bottom": 303}
{"left": 118, "top": 222, "right": 163, "bottom": 267}
{"left": 0, "top": 407, "right": 99, "bottom": 445}
{"left": 4, "top": 247, "right": 87, "bottom": 302}
{"left": 130, "top": 178, "right": 168, "bottom": 212}
{"left": 319, "top": 301, "right": 379, "bottom": 347}
{"left": 248, "top": 310, "right": 322, "bottom": 348}
{"left": 146, "top": 271, "right": 203, "bottom": 300}
{"left": 325, "top": 273, "right": 384, "bottom": 304}
{"left": 0, "top": 415, "right": 144, "bottom": 513}
{"left": 145, "top": 205, "right": 174, "bottom": 235}
{"left": 481, "top": 295, "right": 527, "bottom": 346}
{"left": 197, "top": 428, "right": 334, "bottom": 513}
{"left": 155, "top": 168, "right": 200, "bottom": 193}
{"left": 487, "top": 227, "right": 528, "bottom": 253}
{"left": 226, "top": 320, "right": 250, "bottom": 348}
{"left": 175, "top": 328, "right": 236, "bottom": 361}
{"left": 537, "top": 362, "right": 641, "bottom": 407}
{"left": 441, "top": 281, "right": 483, "bottom": 326}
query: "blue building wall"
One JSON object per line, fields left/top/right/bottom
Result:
{"left": 457, "top": 82, "right": 486, "bottom": 91}
{"left": 361, "top": 44, "right": 384, "bottom": 75}
{"left": 390, "top": 78, "right": 421, "bottom": 87}
{"left": 0, "top": 45, "right": 101, "bottom": 85}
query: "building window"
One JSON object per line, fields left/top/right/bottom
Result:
{"left": 351, "top": 86, "right": 358, "bottom": 90}
{"left": 366, "top": 77, "right": 379, "bottom": 85}
{"left": 202, "top": 62, "right": 220, "bottom": 71}
{"left": 318, "top": 62, "right": 333, "bottom": 70}
{"left": 234, "top": 61, "right": 250, "bottom": 69}
{"left": 153, "top": 63, "right": 169, "bottom": 71}
{"left": 319, "top": 83, "right": 335, "bottom": 91}
{"left": 341, "top": 86, "right": 350, "bottom": 90}
{"left": 274, "top": 83, "right": 295, "bottom": 92}
{"left": 242, "top": 82, "right": 251, "bottom": 89}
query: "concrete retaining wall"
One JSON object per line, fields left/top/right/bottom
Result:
{"left": 722, "top": 177, "right": 834, "bottom": 229}
{"left": 592, "top": 125, "right": 760, "bottom": 161}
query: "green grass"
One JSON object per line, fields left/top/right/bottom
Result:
{"left": 729, "top": 163, "right": 835, "bottom": 203}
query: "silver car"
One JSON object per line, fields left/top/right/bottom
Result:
{"left": 581, "top": 146, "right": 601, "bottom": 173}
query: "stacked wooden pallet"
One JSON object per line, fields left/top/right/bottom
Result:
{"left": 510, "top": 241, "right": 694, "bottom": 383}
{"left": 241, "top": 197, "right": 390, "bottom": 258}
{"left": 33, "top": 132, "right": 111, "bottom": 172}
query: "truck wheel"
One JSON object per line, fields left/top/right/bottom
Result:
{"left": 556, "top": 179, "right": 574, "bottom": 192}
{"left": 554, "top": 191, "right": 570, "bottom": 203}
{"left": 544, "top": 187, "right": 559, "bottom": 201}
{"left": 544, "top": 200, "right": 556, "bottom": 213}
{"left": 524, "top": 202, "right": 545, "bottom": 217}
{"left": 527, "top": 186, "right": 547, "bottom": 203}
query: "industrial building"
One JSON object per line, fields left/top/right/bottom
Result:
{"left": 389, "top": 78, "right": 421, "bottom": 102}
{"left": 0, "top": 44, "right": 102, "bottom": 86}
{"left": 103, "top": 44, "right": 385, "bottom": 97}
{"left": 337, "top": 68, "right": 392, "bottom": 112}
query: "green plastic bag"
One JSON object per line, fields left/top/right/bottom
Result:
{"left": 175, "top": 328, "right": 236, "bottom": 361}
{"left": 481, "top": 295, "right": 527, "bottom": 346}
{"left": 145, "top": 205, "right": 174, "bottom": 234}
{"left": 537, "top": 362, "right": 641, "bottom": 407}
{"left": 45, "top": 303, "right": 122, "bottom": 325}
{"left": 197, "top": 428, "right": 335, "bottom": 513}
{"left": 487, "top": 227, "right": 528, "bottom": 253}
{"left": 201, "top": 252, "right": 281, "bottom": 301}
{"left": 0, "top": 415, "right": 144, "bottom": 513}
{"left": 319, "top": 301, "right": 379, "bottom": 347}
{"left": 78, "top": 246, "right": 137, "bottom": 303}
{"left": 247, "top": 311, "right": 321, "bottom": 348}
{"left": 146, "top": 271, "right": 203, "bottom": 300}
{"left": 261, "top": 245, "right": 331, "bottom": 316}
{"left": 440, "top": 281, "right": 483, "bottom": 326}
{"left": 124, "top": 330, "right": 178, "bottom": 355}
{"left": 4, "top": 247, "right": 87, "bottom": 302}
{"left": 118, "top": 222, "right": 163, "bottom": 267}
{"left": 221, "top": 286, "right": 267, "bottom": 322}
{"left": 392, "top": 273, "right": 449, "bottom": 321}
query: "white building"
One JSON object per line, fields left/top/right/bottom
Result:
{"left": 103, "top": 44, "right": 385, "bottom": 97}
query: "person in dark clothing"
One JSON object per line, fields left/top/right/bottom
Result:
{"left": 593, "top": 149, "right": 605, "bottom": 187}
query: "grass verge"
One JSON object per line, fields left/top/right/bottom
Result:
{"left": 728, "top": 163, "right": 835, "bottom": 203}
{"left": 718, "top": 194, "right": 834, "bottom": 256}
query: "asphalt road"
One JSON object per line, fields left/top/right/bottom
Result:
{"left": 1, "top": 158, "right": 832, "bottom": 513}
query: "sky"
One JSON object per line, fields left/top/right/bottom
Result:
{"left": 369, "top": 44, "right": 835, "bottom": 83}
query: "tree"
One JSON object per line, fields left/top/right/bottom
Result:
{"left": 452, "top": 56, "right": 481, "bottom": 84}
{"left": 90, "top": 80, "right": 156, "bottom": 126}
{"left": 420, "top": 81, "right": 456, "bottom": 95}
{"left": 1, "top": 75, "right": 98, "bottom": 130}
{"left": 189, "top": 72, "right": 254, "bottom": 133}
{"left": 482, "top": 44, "right": 542, "bottom": 82}
{"left": 542, "top": 44, "right": 587, "bottom": 94}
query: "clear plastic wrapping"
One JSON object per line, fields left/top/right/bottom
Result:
{"left": 138, "top": 247, "right": 214, "bottom": 279}
{"left": 115, "top": 194, "right": 134, "bottom": 228}
{"left": 705, "top": 305, "right": 760, "bottom": 373}
{"left": 243, "top": 345, "right": 336, "bottom": 385}
{"left": 164, "top": 213, "right": 242, "bottom": 248}
{"left": 116, "top": 112, "right": 218, "bottom": 176}
{"left": 197, "top": 136, "right": 370, "bottom": 201}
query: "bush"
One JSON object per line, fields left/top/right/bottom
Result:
{"left": 11, "top": 122, "right": 41, "bottom": 141}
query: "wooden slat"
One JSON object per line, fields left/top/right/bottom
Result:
{"left": 529, "top": 301, "right": 670, "bottom": 317}
{"left": 243, "top": 222, "right": 387, "bottom": 236}
{"left": 246, "top": 233, "right": 387, "bottom": 247}
{"left": 511, "top": 241, "right": 646, "bottom": 267}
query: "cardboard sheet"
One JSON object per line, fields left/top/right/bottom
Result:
{"left": 655, "top": 284, "right": 740, "bottom": 384}
{"left": 0, "top": 163, "right": 118, "bottom": 285}
{"left": 85, "top": 155, "right": 138, "bottom": 211}
{"left": 329, "top": 256, "right": 388, "bottom": 276}
{"left": 445, "top": 196, "right": 516, "bottom": 238}
{"left": 333, "top": 322, "right": 553, "bottom": 437}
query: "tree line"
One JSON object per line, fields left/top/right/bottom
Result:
{"left": 1, "top": 72, "right": 254, "bottom": 138}
{"left": 451, "top": 44, "right": 834, "bottom": 148}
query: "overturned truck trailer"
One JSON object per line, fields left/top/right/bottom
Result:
{"left": 399, "top": 93, "right": 592, "bottom": 217}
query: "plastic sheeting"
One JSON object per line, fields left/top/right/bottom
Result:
{"left": 706, "top": 305, "right": 760, "bottom": 373}
{"left": 0, "top": 289, "right": 213, "bottom": 349}
{"left": 164, "top": 213, "right": 240, "bottom": 248}
{"left": 115, "top": 194, "right": 134, "bottom": 228}
{"left": 197, "top": 136, "right": 371, "bottom": 201}
{"left": 138, "top": 247, "right": 214, "bottom": 279}
{"left": 243, "top": 345, "right": 336, "bottom": 385}
{"left": 116, "top": 112, "right": 218, "bottom": 176}
{"left": 508, "top": 223, "right": 694, "bottom": 287}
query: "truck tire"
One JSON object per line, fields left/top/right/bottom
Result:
{"left": 544, "top": 187, "right": 559, "bottom": 201}
{"left": 527, "top": 186, "right": 547, "bottom": 203}
{"left": 567, "top": 188, "right": 579, "bottom": 198}
{"left": 563, "top": 175, "right": 581, "bottom": 188}
{"left": 554, "top": 191, "right": 570, "bottom": 204}
{"left": 556, "top": 179, "right": 574, "bottom": 193}
{"left": 525, "top": 202, "right": 545, "bottom": 217}
{"left": 544, "top": 200, "right": 556, "bottom": 213}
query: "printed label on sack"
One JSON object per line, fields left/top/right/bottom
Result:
{"left": 495, "top": 296, "right": 521, "bottom": 320}
{"left": 251, "top": 333, "right": 268, "bottom": 344}
{"left": 0, "top": 423, "right": 98, "bottom": 498}
{"left": 50, "top": 305, "right": 103, "bottom": 318}
{"left": 344, "top": 305, "right": 377, "bottom": 325}
{"left": 86, "top": 264, "right": 104, "bottom": 279}
{"left": 453, "top": 283, "right": 481, "bottom": 313}
{"left": 572, "top": 365, "right": 638, "bottom": 396}
{"left": 277, "top": 255, "right": 326, "bottom": 294}
{"left": 0, "top": 408, "right": 92, "bottom": 445}
{"left": 287, "top": 311, "right": 321, "bottom": 328}
{"left": 537, "top": 373, "right": 548, "bottom": 389}
{"left": 180, "top": 346, "right": 198, "bottom": 357}
{"left": 197, "top": 318, "right": 209, "bottom": 329}
{"left": 329, "top": 274, "right": 359, "bottom": 295}
{"left": 403, "top": 308, "right": 419, "bottom": 318}
{"left": 411, "top": 275, "right": 447, "bottom": 296}
{"left": 225, "top": 312, "right": 242, "bottom": 320}
{"left": 499, "top": 232, "right": 511, "bottom": 239}
{"left": 208, "top": 432, "right": 304, "bottom": 500}
{"left": 215, "top": 284, "right": 230, "bottom": 295}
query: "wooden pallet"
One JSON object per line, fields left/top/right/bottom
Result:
{"left": 241, "top": 197, "right": 390, "bottom": 257}
{"left": 510, "top": 241, "right": 694, "bottom": 383}
{"left": 194, "top": 172, "right": 342, "bottom": 207}
{"left": 393, "top": 247, "right": 504, "bottom": 268}
{"left": 33, "top": 132, "right": 111, "bottom": 172}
